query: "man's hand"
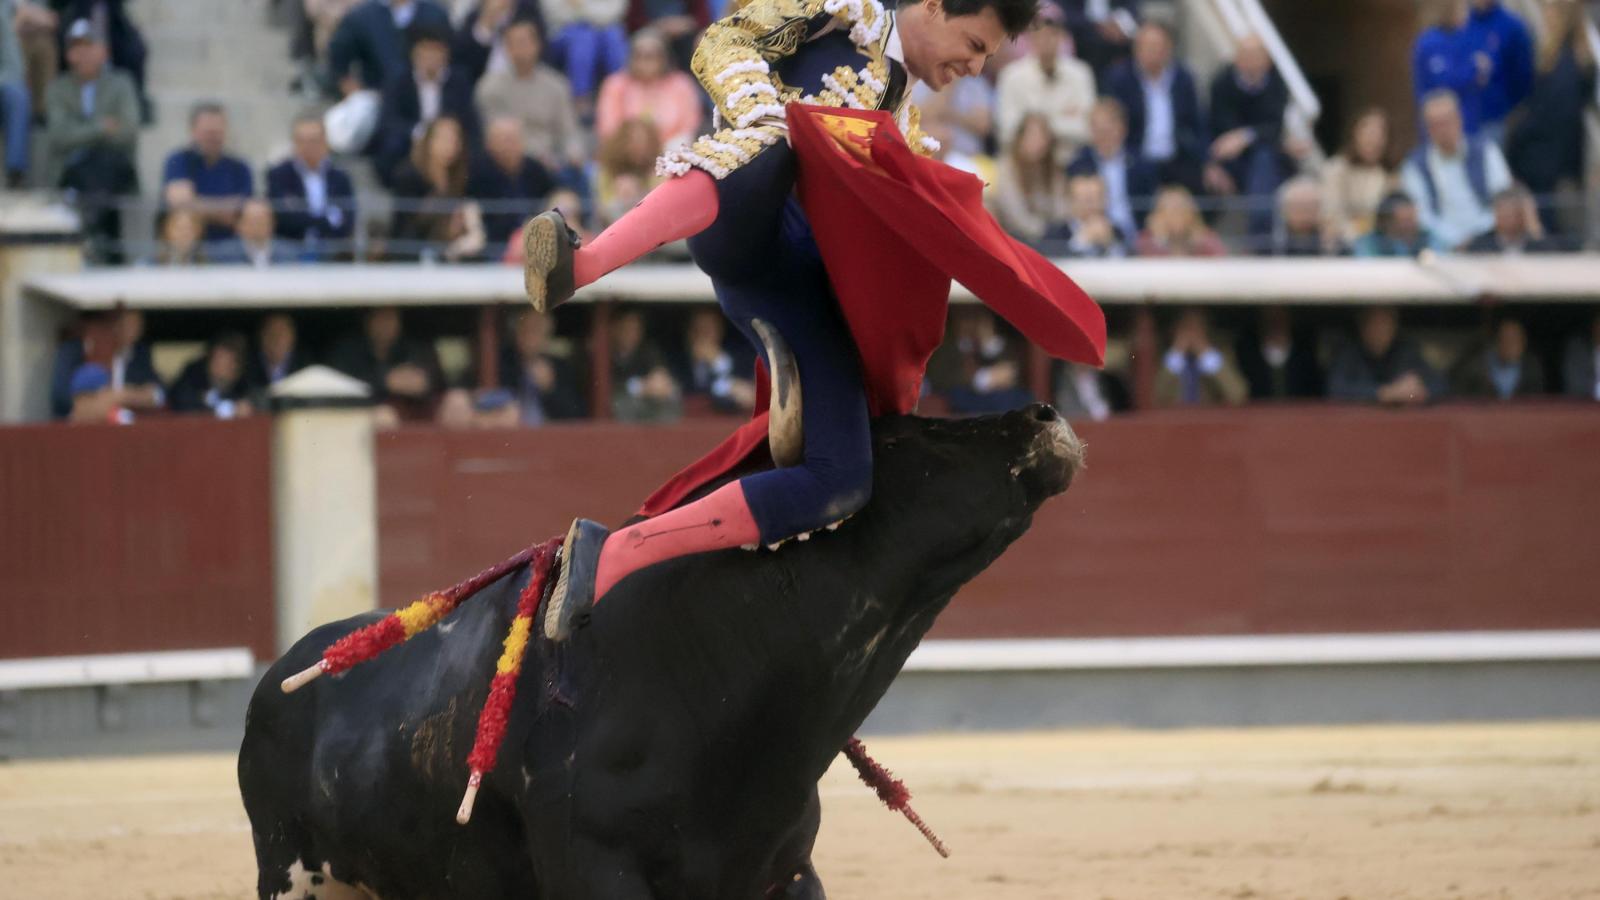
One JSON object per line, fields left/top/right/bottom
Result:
{"left": 978, "top": 361, "right": 1019, "bottom": 392}
{"left": 100, "top": 117, "right": 123, "bottom": 136}
{"left": 339, "top": 74, "right": 362, "bottom": 98}
{"left": 642, "top": 368, "right": 679, "bottom": 400}
{"left": 1377, "top": 372, "right": 1429, "bottom": 406}
{"left": 385, "top": 364, "right": 431, "bottom": 398}
{"left": 1210, "top": 128, "right": 1253, "bottom": 161}
{"left": 1077, "top": 216, "right": 1114, "bottom": 247}
{"left": 1203, "top": 162, "right": 1237, "bottom": 196}
{"left": 529, "top": 357, "right": 556, "bottom": 393}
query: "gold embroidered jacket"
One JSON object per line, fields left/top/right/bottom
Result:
{"left": 657, "top": 0, "right": 939, "bottom": 179}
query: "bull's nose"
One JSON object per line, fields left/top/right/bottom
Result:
{"left": 1026, "top": 403, "right": 1059, "bottom": 424}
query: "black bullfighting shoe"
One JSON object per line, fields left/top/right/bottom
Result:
{"left": 545, "top": 517, "right": 610, "bottom": 641}
{"left": 523, "top": 209, "right": 582, "bottom": 313}
{"left": 751, "top": 318, "right": 802, "bottom": 469}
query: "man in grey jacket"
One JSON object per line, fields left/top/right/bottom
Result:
{"left": 45, "top": 20, "right": 140, "bottom": 257}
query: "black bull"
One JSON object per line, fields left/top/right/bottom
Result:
{"left": 240, "top": 405, "right": 1084, "bottom": 900}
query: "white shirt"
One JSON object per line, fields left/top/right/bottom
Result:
{"left": 1401, "top": 140, "right": 1512, "bottom": 249}
{"left": 994, "top": 54, "right": 1096, "bottom": 153}
{"left": 1138, "top": 65, "right": 1176, "bottom": 162}
{"left": 390, "top": 0, "right": 416, "bottom": 28}
{"left": 1097, "top": 150, "right": 1135, "bottom": 238}
{"left": 295, "top": 159, "right": 328, "bottom": 216}
{"left": 416, "top": 74, "right": 443, "bottom": 125}
{"left": 1592, "top": 348, "right": 1600, "bottom": 401}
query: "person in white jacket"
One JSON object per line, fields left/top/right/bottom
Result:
{"left": 994, "top": 1, "right": 1094, "bottom": 159}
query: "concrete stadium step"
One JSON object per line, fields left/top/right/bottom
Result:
{"left": 127, "top": 0, "right": 276, "bottom": 30}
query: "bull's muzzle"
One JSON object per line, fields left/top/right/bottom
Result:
{"left": 1018, "top": 403, "right": 1084, "bottom": 495}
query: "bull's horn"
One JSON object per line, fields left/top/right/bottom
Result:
{"left": 751, "top": 318, "right": 802, "bottom": 469}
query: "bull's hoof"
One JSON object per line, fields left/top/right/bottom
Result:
{"left": 544, "top": 517, "right": 609, "bottom": 641}
{"left": 523, "top": 209, "right": 581, "bottom": 313}
{"left": 752, "top": 318, "right": 802, "bottom": 468}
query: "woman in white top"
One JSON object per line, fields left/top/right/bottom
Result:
{"left": 1320, "top": 107, "right": 1399, "bottom": 244}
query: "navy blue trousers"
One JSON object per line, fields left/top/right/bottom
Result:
{"left": 686, "top": 140, "right": 872, "bottom": 545}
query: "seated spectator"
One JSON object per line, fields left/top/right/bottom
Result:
{"left": 162, "top": 102, "right": 254, "bottom": 242}
{"left": 993, "top": 113, "right": 1071, "bottom": 247}
{"left": 912, "top": 64, "right": 997, "bottom": 168}
{"left": 49, "top": 307, "right": 163, "bottom": 418}
{"left": 1054, "top": 361, "right": 1129, "bottom": 421}
{"left": 66, "top": 362, "right": 131, "bottom": 424}
{"left": 1352, "top": 192, "right": 1444, "bottom": 258}
{"left": 391, "top": 115, "right": 486, "bottom": 261}
{"left": 1153, "top": 308, "right": 1247, "bottom": 407}
{"left": 1463, "top": 0, "right": 1533, "bottom": 145}
{"left": 327, "top": 306, "right": 444, "bottom": 419}
{"left": 1412, "top": 0, "right": 1485, "bottom": 137}
{"left": 672, "top": 307, "right": 755, "bottom": 415}
{"left": 473, "top": 15, "right": 584, "bottom": 176}
{"left": 1464, "top": 186, "right": 1562, "bottom": 254}
{"left": 1450, "top": 315, "right": 1544, "bottom": 400}
{"left": 1401, "top": 89, "right": 1512, "bottom": 250}
{"left": 1068, "top": 97, "right": 1157, "bottom": 239}
{"left": 266, "top": 114, "right": 358, "bottom": 258}
{"left": 928, "top": 308, "right": 1036, "bottom": 415}
{"left": 244, "top": 313, "right": 310, "bottom": 397}
{"left": 1101, "top": 21, "right": 1206, "bottom": 193}
{"left": 435, "top": 386, "right": 522, "bottom": 428}
{"left": 544, "top": 0, "right": 628, "bottom": 114}
{"left": 1059, "top": 0, "right": 1138, "bottom": 78}
{"left": 52, "top": 0, "right": 148, "bottom": 121}
{"left": 451, "top": 0, "right": 546, "bottom": 83}
{"left": 210, "top": 199, "right": 300, "bottom": 267}
{"left": 1506, "top": 1, "right": 1595, "bottom": 235}
{"left": 1234, "top": 305, "right": 1323, "bottom": 400}
{"left": 595, "top": 117, "right": 663, "bottom": 229}
{"left": 1327, "top": 306, "right": 1445, "bottom": 406}
{"left": 1205, "top": 34, "right": 1305, "bottom": 237}
{"left": 2, "top": 0, "right": 32, "bottom": 189}
{"left": 374, "top": 21, "right": 480, "bottom": 183}
{"left": 609, "top": 308, "right": 681, "bottom": 423}
{"left": 149, "top": 207, "right": 208, "bottom": 266}
{"left": 499, "top": 308, "right": 585, "bottom": 423}
{"left": 45, "top": 21, "right": 139, "bottom": 261}
{"left": 624, "top": 0, "right": 708, "bottom": 73}
{"left": 595, "top": 28, "right": 701, "bottom": 148}
{"left": 1561, "top": 312, "right": 1600, "bottom": 401}
{"left": 995, "top": 3, "right": 1094, "bottom": 157}
{"left": 1266, "top": 176, "right": 1340, "bottom": 257}
{"left": 1321, "top": 107, "right": 1399, "bottom": 245}
{"left": 1061, "top": 173, "right": 1129, "bottom": 258}
{"left": 469, "top": 115, "right": 554, "bottom": 247}
{"left": 1136, "top": 185, "right": 1227, "bottom": 257}
{"left": 328, "top": 0, "right": 452, "bottom": 95}
{"left": 169, "top": 333, "right": 254, "bottom": 418}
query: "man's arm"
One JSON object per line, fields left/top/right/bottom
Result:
{"left": 691, "top": 0, "right": 852, "bottom": 131}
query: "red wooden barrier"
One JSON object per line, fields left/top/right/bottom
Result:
{"left": 376, "top": 405, "right": 1600, "bottom": 637}
{"left": 0, "top": 418, "right": 276, "bottom": 659}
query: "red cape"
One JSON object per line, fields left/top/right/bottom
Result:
{"left": 639, "top": 104, "right": 1106, "bottom": 517}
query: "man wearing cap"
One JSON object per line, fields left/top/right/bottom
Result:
{"left": 45, "top": 20, "right": 140, "bottom": 256}
{"left": 995, "top": 2, "right": 1095, "bottom": 155}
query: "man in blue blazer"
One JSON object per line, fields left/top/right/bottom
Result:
{"left": 372, "top": 22, "right": 481, "bottom": 183}
{"left": 1099, "top": 20, "right": 1206, "bottom": 194}
{"left": 327, "top": 0, "right": 452, "bottom": 94}
{"left": 266, "top": 115, "right": 358, "bottom": 258}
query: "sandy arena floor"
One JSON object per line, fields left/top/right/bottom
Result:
{"left": 1, "top": 723, "right": 1598, "bottom": 899}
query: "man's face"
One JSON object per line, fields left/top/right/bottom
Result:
{"left": 1133, "top": 24, "right": 1172, "bottom": 76}
{"left": 1283, "top": 187, "right": 1321, "bottom": 234}
{"left": 238, "top": 200, "right": 274, "bottom": 243}
{"left": 1234, "top": 35, "right": 1271, "bottom": 84}
{"left": 487, "top": 119, "right": 524, "bottom": 170}
{"left": 261, "top": 316, "right": 296, "bottom": 361}
{"left": 1494, "top": 320, "right": 1526, "bottom": 364}
{"left": 504, "top": 22, "right": 541, "bottom": 71}
{"left": 1031, "top": 23, "right": 1063, "bottom": 64}
{"left": 367, "top": 308, "right": 402, "bottom": 348}
{"left": 1069, "top": 177, "right": 1105, "bottom": 217}
{"left": 688, "top": 310, "right": 723, "bottom": 346}
{"left": 116, "top": 309, "right": 145, "bottom": 348}
{"left": 1391, "top": 202, "right": 1420, "bottom": 238}
{"left": 901, "top": 0, "right": 1007, "bottom": 91}
{"left": 1423, "top": 98, "right": 1463, "bottom": 152}
{"left": 628, "top": 35, "right": 668, "bottom": 81}
{"left": 1360, "top": 310, "right": 1399, "bottom": 357}
{"left": 613, "top": 313, "right": 644, "bottom": 355}
{"left": 209, "top": 346, "right": 242, "bottom": 387}
{"left": 1090, "top": 104, "right": 1126, "bottom": 152}
{"left": 292, "top": 121, "right": 328, "bottom": 169}
{"left": 67, "top": 40, "right": 106, "bottom": 79}
{"left": 413, "top": 40, "right": 449, "bottom": 79}
{"left": 192, "top": 112, "right": 228, "bottom": 158}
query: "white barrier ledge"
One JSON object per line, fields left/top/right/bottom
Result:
{"left": 903, "top": 631, "right": 1600, "bottom": 672}
{"left": 21, "top": 256, "right": 1600, "bottom": 311}
{"left": 0, "top": 648, "right": 255, "bottom": 691}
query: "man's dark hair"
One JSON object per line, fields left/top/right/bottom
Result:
{"left": 943, "top": 0, "right": 1040, "bottom": 39}
{"left": 407, "top": 21, "right": 453, "bottom": 51}
{"left": 189, "top": 101, "right": 226, "bottom": 127}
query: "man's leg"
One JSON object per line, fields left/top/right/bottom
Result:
{"left": 561, "top": 24, "right": 602, "bottom": 100}
{"left": 0, "top": 82, "right": 30, "bottom": 185}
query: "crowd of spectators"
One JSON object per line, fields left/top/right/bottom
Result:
{"left": 9, "top": 0, "right": 1600, "bottom": 426}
